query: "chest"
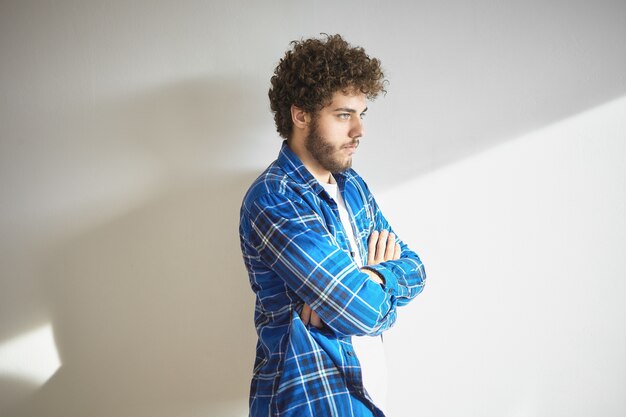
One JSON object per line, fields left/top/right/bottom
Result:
{"left": 314, "top": 184, "right": 374, "bottom": 261}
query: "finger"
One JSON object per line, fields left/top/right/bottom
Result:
{"left": 300, "top": 303, "right": 311, "bottom": 325}
{"left": 367, "top": 230, "right": 379, "bottom": 265}
{"left": 384, "top": 233, "right": 396, "bottom": 261}
{"left": 376, "top": 230, "right": 389, "bottom": 263}
{"left": 310, "top": 310, "right": 323, "bottom": 329}
{"left": 393, "top": 242, "right": 401, "bottom": 260}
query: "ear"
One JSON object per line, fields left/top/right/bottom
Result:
{"left": 290, "top": 105, "right": 311, "bottom": 130}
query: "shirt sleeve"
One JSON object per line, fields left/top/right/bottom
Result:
{"left": 360, "top": 188, "right": 427, "bottom": 307}
{"left": 245, "top": 191, "right": 398, "bottom": 337}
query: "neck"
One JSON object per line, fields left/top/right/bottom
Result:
{"left": 287, "top": 139, "right": 333, "bottom": 184}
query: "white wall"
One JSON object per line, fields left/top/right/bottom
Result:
{"left": 1, "top": 1, "right": 625, "bottom": 416}
{"left": 381, "top": 97, "right": 626, "bottom": 416}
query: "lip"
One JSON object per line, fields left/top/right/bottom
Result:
{"left": 343, "top": 142, "right": 359, "bottom": 153}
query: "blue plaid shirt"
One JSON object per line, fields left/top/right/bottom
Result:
{"left": 239, "top": 142, "right": 426, "bottom": 417}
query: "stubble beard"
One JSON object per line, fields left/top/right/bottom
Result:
{"left": 305, "top": 119, "right": 356, "bottom": 174}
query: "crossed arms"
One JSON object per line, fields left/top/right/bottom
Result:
{"left": 245, "top": 191, "right": 425, "bottom": 337}
{"left": 301, "top": 229, "right": 401, "bottom": 328}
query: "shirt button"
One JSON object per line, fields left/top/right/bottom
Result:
{"left": 346, "top": 350, "right": 354, "bottom": 357}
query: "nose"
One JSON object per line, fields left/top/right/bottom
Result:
{"left": 350, "top": 117, "right": 364, "bottom": 139}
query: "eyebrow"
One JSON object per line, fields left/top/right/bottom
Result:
{"left": 333, "top": 107, "right": 368, "bottom": 114}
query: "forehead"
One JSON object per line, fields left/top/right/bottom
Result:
{"left": 322, "top": 90, "right": 367, "bottom": 112}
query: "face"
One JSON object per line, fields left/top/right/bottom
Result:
{"left": 305, "top": 91, "right": 368, "bottom": 174}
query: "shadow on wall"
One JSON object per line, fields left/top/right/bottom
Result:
{"left": 7, "top": 78, "right": 265, "bottom": 417}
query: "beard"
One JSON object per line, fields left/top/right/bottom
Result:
{"left": 305, "top": 119, "right": 358, "bottom": 174}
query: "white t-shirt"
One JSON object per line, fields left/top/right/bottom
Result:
{"left": 321, "top": 181, "right": 388, "bottom": 412}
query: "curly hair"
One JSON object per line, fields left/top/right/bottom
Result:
{"left": 268, "top": 34, "right": 387, "bottom": 139}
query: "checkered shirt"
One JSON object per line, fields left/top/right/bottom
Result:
{"left": 239, "top": 142, "right": 426, "bottom": 417}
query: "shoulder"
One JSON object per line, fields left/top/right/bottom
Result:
{"left": 241, "top": 162, "right": 305, "bottom": 215}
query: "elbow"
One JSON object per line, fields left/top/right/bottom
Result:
{"left": 397, "top": 282, "right": 425, "bottom": 307}
{"left": 397, "top": 265, "right": 427, "bottom": 306}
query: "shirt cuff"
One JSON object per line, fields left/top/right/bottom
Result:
{"left": 363, "top": 264, "right": 399, "bottom": 296}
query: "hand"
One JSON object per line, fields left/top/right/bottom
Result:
{"left": 367, "top": 230, "right": 401, "bottom": 266}
{"left": 300, "top": 303, "right": 323, "bottom": 328}
{"left": 361, "top": 268, "right": 385, "bottom": 285}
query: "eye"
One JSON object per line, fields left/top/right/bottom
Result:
{"left": 360, "top": 112, "right": 367, "bottom": 119}
{"left": 337, "top": 113, "right": 351, "bottom": 120}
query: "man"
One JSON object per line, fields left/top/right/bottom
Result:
{"left": 239, "top": 34, "right": 426, "bottom": 417}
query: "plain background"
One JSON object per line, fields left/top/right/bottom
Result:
{"left": 1, "top": 1, "right": 625, "bottom": 416}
